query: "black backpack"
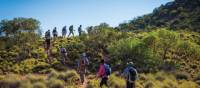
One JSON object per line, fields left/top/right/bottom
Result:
{"left": 128, "top": 67, "right": 137, "bottom": 83}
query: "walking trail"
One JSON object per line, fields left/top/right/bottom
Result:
{"left": 80, "top": 77, "right": 88, "bottom": 88}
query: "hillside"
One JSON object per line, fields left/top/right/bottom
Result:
{"left": 0, "top": 0, "right": 200, "bottom": 88}
{"left": 118, "top": 0, "right": 200, "bottom": 32}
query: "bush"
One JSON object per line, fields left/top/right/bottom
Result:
{"left": 12, "top": 58, "right": 49, "bottom": 74}
{"left": 179, "top": 80, "right": 198, "bottom": 88}
{"left": 64, "top": 70, "right": 79, "bottom": 85}
{"left": 26, "top": 74, "right": 45, "bottom": 83}
{"left": 108, "top": 38, "right": 160, "bottom": 72}
{"left": 87, "top": 79, "right": 100, "bottom": 88}
{"left": 33, "top": 82, "right": 47, "bottom": 88}
{"left": 175, "top": 72, "right": 190, "bottom": 80}
{"left": 48, "top": 69, "right": 59, "bottom": 79}
{"left": 47, "top": 78, "right": 65, "bottom": 88}
{"left": 0, "top": 74, "right": 21, "bottom": 88}
{"left": 109, "top": 74, "right": 126, "bottom": 88}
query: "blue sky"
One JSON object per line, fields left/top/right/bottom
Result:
{"left": 0, "top": 0, "right": 173, "bottom": 35}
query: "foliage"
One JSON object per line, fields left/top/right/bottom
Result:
{"left": 118, "top": 0, "right": 200, "bottom": 32}
{"left": 109, "top": 74, "right": 126, "bottom": 88}
{"left": 0, "top": 70, "right": 80, "bottom": 88}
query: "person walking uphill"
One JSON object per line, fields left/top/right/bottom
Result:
{"left": 52, "top": 27, "right": 58, "bottom": 38}
{"left": 97, "top": 59, "right": 111, "bottom": 88}
{"left": 62, "top": 26, "right": 67, "bottom": 38}
{"left": 60, "top": 47, "right": 68, "bottom": 65}
{"left": 45, "top": 30, "right": 51, "bottom": 52}
{"left": 78, "top": 25, "right": 82, "bottom": 36}
{"left": 68, "top": 25, "right": 74, "bottom": 37}
{"left": 77, "top": 52, "right": 89, "bottom": 84}
{"left": 123, "top": 62, "right": 138, "bottom": 88}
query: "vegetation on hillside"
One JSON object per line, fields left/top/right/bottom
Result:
{"left": 0, "top": 0, "right": 200, "bottom": 87}
{"left": 118, "top": 0, "right": 200, "bottom": 32}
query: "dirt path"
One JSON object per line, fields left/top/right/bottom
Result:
{"left": 80, "top": 78, "right": 88, "bottom": 88}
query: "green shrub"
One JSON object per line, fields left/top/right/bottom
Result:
{"left": 51, "top": 62, "right": 67, "bottom": 71}
{"left": 26, "top": 74, "right": 45, "bottom": 83}
{"left": 179, "top": 80, "right": 198, "bottom": 88}
{"left": 57, "top": 72, "right": 68, "bottom": 82}
{"left": 19, "top": 80, "right": 33, "bottom": 88}
{"left": 33, "top": 82, "right": 47, "bottom": 88}
{"left": 0, "top": 74, "right": 21, "bottom": 88}
{"left": 175, "top": 72, "right": 190, "bottom": 80}
{"left": 87, "top": 79, "right": 100, "bottom": 88}
{"left": 47, "top": 78, "right": 65, "bottom": 88}
{"left": 108, "top": 38, "right": 160, "bottom": 72}
{"left": 64, "top": 70, "right": 79, "bottom": 85}
{"left": 48, "top": 69, "right": 59, "bottom": 79}
{"left": 109, "top": 74, "right": 126, "bottom": 88}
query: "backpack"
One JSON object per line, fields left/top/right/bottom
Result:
{"left": 104, "top": 64, "right": 111, "bottom": 76}
{"left": 45, "top": 31, "right": 50, "bottom": 39}
{"left": 128, "top": 67, "right": 137, "bottom": 83}
{"left": 61, "top": 48, "right": 66, "bottom": 53}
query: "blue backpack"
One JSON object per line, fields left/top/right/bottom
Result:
{"left": 104, "top": 64, "right": 111, "bottom": 76}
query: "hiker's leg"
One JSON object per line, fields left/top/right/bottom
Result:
{"left": 126, "top": 81, "right": 130, "bottom": 88}
{"left": 127, "top": 81, "right": 133, "bottom": 88}
{"left": 62, "top": 54, "right": 66, "bottom": 64}
{"left": 47, "top": 39, "right": 50, "bottom": 50}
{"left": 80, "top": 73, "right": 84, "bottom": 84}
{"left": 100, "top": 78, "right": 104, "bottom": 87}
{"left": 100, "top": 77, "right": 108, "bottom": 87}
{"left": 104, "top": 77, "right": 108, "bottom": 87}
{"left": 132, "top": 82, "right": 135, "bottom": 88}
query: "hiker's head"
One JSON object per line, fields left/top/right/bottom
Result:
{"left": 82, "top": 52, "right": 86, "bottom": 57}
{"left": 127, "top": 62, "right": 134, "bottom": 67}
{"left": 80, "top": 25, "right": 82, "bottom": 27}
{"left": 100, "top": 59, "right": 105, "bottom": 64}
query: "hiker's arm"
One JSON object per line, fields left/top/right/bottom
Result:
{"left": 122, "top": 68, "right": 128, "bottom": 78}
{"left": 135, "top": 69, "right": 138, "bottom": 79}
{"left": 86, "top": 58, "right": 89, "bottom": 65}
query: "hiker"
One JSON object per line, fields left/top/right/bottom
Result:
{"left": 45, "top": 30, "right": 51, "bottom": 52}
{"left": 60, "top": 47, "right": 68, "bottom": 64}
{"left": 52, "top": 27, "right": 58, "bottom": 38}
{"left": 62, "top": 26, "right": 67, "bottom": 38}
{"left": 68, "top": 25, "right": 74, "bottom": 37}
{"left": 77, "top": 52, "right": 89, "bottom": 84}
{"left": 122, "top": 62, "right": 138, "bottom": 88}
{"left": 97, "top": 59, "right": 111, "bottom": 88}
{"left": 78, "top": 25, "right": 82, "bottom": 36}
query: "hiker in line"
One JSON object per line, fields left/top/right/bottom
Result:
{"left": 60, "top": 47, "right": 68, "bottom": 65}
{"left": 97, "top": 59, "right": 111, "bottom": 88}
{"left": 68, "top": 25, "right": 74, "bottom": 37}
{"left": 52, "top": 27, "right": 58, "bottom": 38}
{"left": 78, "top": 25, "right": 82, "bottom": 36}
{"left": 122, "top": 62, "right": 138, "bottom": 88}
{"left": 62, "top": 26, "right": 67, "bottom": 38}
{"left": 45, "top": 30, "right": 51, "bottom": 53}
{"left": 77, "top": 52, "right": 89, "bottom": 84}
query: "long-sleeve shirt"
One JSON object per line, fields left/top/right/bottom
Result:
{"left": 97, "top": 64, "right": 106, "bottom": 78}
